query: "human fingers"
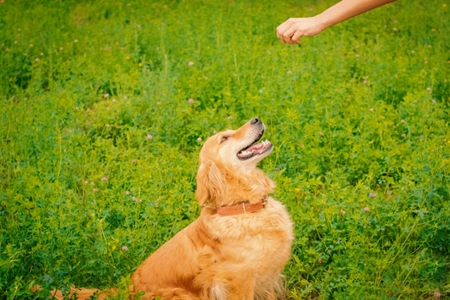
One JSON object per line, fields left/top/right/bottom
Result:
{"left": 277, "top": 18, "right": 300, "bottom": 43}
{"left": 276, "top": 30, "right": 287, "bottom": 44}
{"left": 291, "top": 30, "right": 304, "bottom": 44}
{"left": 277, "top": 18, "right": 293, "bottom": 33}
{"left": 281, "top": 27, "right": 298, "bottom": 45}
{"left": 275, "top": 20, "right": 294, "bottom": 44}
{"left": 277, "top": 18, "right": 307, "bottom": 45}
{"left": 276, "top": 20, "right": 291, "bottom": 41}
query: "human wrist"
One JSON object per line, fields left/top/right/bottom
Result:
{"left": 313, "top": 13, "right": 329, "bottom": 33}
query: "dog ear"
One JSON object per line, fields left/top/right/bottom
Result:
{"left": 195, "top": 161, "right": 226, "bottom": 206}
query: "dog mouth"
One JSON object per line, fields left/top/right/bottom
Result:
{"left": 237, "top": 129, "right": 273, "bottom": 160}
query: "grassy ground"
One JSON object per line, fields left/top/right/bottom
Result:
{"left": 1, "top": 0, "right": 449, "bottom": 299}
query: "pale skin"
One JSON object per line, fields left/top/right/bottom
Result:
{"left": 276, "top": 0, "right": 397, "bottom": 45}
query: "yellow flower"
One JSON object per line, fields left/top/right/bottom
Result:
{"left": 138, "top": 63, "right": 142, "bottom": 67}
{"left": 126, "top": 56, "right": 130, "bottom": 60}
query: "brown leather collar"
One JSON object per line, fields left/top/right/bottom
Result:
{"left": 216, "top": 197, "right": 268, "bottom": 216}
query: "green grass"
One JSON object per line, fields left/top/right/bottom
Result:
{"left": 1, "top": 0, "right": 449, "bottom": 299}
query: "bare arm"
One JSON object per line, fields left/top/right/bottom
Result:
{"left": 276, "top": 0, "right": 396, "bottom": 45}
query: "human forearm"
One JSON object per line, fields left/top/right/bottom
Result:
{"left": 276, "top": 0, "right": 397, "bottom": 45}
{"left": 316, "top": 0, "right": 397, "bottom": 29}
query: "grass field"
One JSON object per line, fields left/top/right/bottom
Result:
{"left": 1, "top": 0, "right": 449, "bottom": 299}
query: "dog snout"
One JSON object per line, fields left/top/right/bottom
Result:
{"left": 250, "top": 117, "right": 260, "bottom": 125}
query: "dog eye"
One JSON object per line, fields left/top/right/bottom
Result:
{"left": 220, "top": 136, "right": 228, "bottom": 143}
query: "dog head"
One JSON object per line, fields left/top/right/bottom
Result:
{"left": 196, "top": 118, "right": 275, "bottom": 207}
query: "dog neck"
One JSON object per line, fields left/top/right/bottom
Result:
{"left": 213, "top": 196, "right": 268, "bottom": 216}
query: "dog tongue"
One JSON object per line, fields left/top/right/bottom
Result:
{"left": 238, "top": 140, "right": 271, "bottom": 159}
{"left": 247, "top": 140, "right": 270, "bottom": 154}
{"left": 247, "top": 143, "right": 265, "bottom": 152}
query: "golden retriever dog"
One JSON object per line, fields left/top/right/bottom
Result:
{"left": 36, "top": 118, "right": 293, "bottom": 299}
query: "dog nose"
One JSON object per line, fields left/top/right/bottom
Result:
{"left": 250, "top": 117, "right": 260, "bottom": 125}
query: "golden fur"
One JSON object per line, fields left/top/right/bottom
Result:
{"left": 38, "top": 118, "right": 293, "bottom": 300}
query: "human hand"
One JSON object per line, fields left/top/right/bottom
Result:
{"left": 276, "top": 17, "right": 325, "bottom": 45}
